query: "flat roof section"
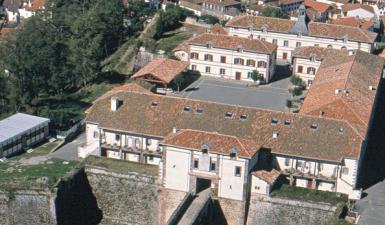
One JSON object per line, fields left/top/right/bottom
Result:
{"left": 0, "top": 113, "right": 50, "bottom": 144}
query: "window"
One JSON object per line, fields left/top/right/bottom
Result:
{"left": 93, "top": 131, "right": 99, "bottom": 138}
{"left": 307, "top": 67, "right": 316, "bottom": 75}
{"left": 151, "top": 101, "right": 158, "bottom": 107}
{"left": 310, "top": 124, "right": 318, "bottom": 129}
{"left": 149, "top": 155, "right": 154, "bottom": 161}
{"left": 115, "top": 134, "right": 120, "bottom": 141}
{"left": 210, "top": 162, "right": 216, "bottom": 171}
{"left": 220, "top": 56, "right": 226, "bottom": 63}
{"left": 194, "top": 159, "right": 199, "bottom": 169}
{"left": 272, "top": 39, "right": 277, "bottom": 44}
{"left": 205, "top": 66, "right": 211, "bottom": 73}
{"left": 342, "top": 167, "right": 349, "bottom": 175}
{"left": 225, "top": 112, "right": 233, "bottom": 118}
{"left": 234, "top": 58, "right": 244, "bottom": 65}
{"left": 296, "top": 42, "right": 301, "bottom": 48}
{"left": 284, "top": 119, "right": 291, "bottom": 126}
{"left": 271, "top": 118, "right": 278, "bottom": 124}
{"left": 284, "top": 158, "right": 290, "bottom": 166}
{"left": 237, "top": 46, "right": 243, "bottom": 53}
{"left": 183, "top": 106, "right": 190, "bottom": 112}
{"left": 235, "top": 166, "right": 242, "bottom": 177}
{"left": 247, "top": 72, "right": 253, "bottom": 79}
{"left": 261, "top": 38, "right": 266, "bottom": 41}
{"left": 246, "top": 59, "right": 256, "bottom": 67}
{"left": 257, "top": 61, "right": 267, "bottom": 68}
{"left": 283, "top": 40, "right": 289, "bottom": 47}
{"left": 146, "top": 139, "right": 152, "bottom": 146}
{"left": 220, "top": 68, "right": 225, "bottom": 75}
{"left": 191, "top": 52, "right": 199, "bottom": 59}
{"left": 191, "top": 65, "right": 197, "bottom": 71}
{"left": 240, "top": 114, "right": 248, "bottom": 120}
{"left": 310, "top": 55, "right": 315, "bottom": 62}
{"left": 204, "top": 54, "right": 213, "bottom": 61}
{"left": 206, "top": 43, "right": 212, "bottom": 48}
{"left": 196, "top": 108, "right": 204, "bottom": 113}
{"left": 297, "top": 65, "right": 303, "bottom": 73}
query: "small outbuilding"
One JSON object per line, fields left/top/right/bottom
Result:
{"left": 0, "top": 113, "right": 50, "bottom": 158}
{"left": 251, "top": 169, "right": 281, "bottom": 196}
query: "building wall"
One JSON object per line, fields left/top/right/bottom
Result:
{"left": 164, "top": 147, "right": 191, "bottom": 192}
{"left": 189, "top": 44, "right": 275, "bottom": 82}
{"left": 218, "top": 156, "right": 247, "bottom": 201}
{"left": 227, "top": 27, "right": 372, "bottom": 60}
{"left": 346, "top": 9, "right": 374, "bottom": 19}
{"left": 174, "top": 50, "right": 189, "bottom": 62}
{"left": 251, "top": 176, "right": 270, "bottom": 195}
{"left": 292, "top": 57, "right": 322, "bottom": 86}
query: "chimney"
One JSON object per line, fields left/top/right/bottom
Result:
{"left": 335, "top": 89, "right": 341, "bottom": 94}
{"left": 172, "top": 127, "right": 177, "bottom": 133}
{"left": 319, "top": 111, "right": 324, "bottom": 117}
{"left": 111, "top": 97, "right": 119, "bottom": 111}
{"left": 273, "top": 132, "right": 279, "bottom": 139}
{"left": 369, "top": 85, "right": 375, "bottom": 90}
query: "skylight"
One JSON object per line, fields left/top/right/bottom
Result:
{"left": 284, "top": 119, "right": 291, "bottom": 126}
{"left": 240, "top": 114, "right": 248, "bottom": 120}
{"left": 183, "top": 106, "right": 190, "bottom": 112}
{"left": 271, "top": 118, "right": 278, "bottom": 125}
{"left": 310, "top": 124, "right": 318, "bottom": 130}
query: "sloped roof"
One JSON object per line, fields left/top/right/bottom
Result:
{"left": 131, "top": 58, "right": 188, "bottom": 84}
{"left": 292, "top": 46, "right": 348, "bottom": 61}
{"left": 25, "top": 0, "right": 45, "bottom": 12}
{"left": 300, "top": 50, "right": 384, "bottom": 137}
{"left": 2, "top": 0, "right": 21, "bottom": 12}
{"left": 204, "top": 0, "right": 241, "bottom": 7}
{"left": 189, "top": 33, "right": 277, "bottom": 54}
{"left": 226, "top": 15, "right": 377, "bottom": 43}
{"left": 161, "top": 129, "right": 260, "bottom": 158}
{"left": 86, "top": 91, "right": 363, "bottom": 162}
{"left": 252, "top": 169, "right": 281, "bottom": 184}
{"left": 305, "top": 0, "right": 331, "bottom": 13}
{"left": 332, "top": 17, "right": 374, "bottom": 30}
{"left": 209, "top": 23, "right": 228, "bottom": 35}
{"left": 341, "top": 3, "right": 375, "bottom": 14}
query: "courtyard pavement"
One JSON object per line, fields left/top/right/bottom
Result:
{"left": 48, "top": 132, "right": 85, "bottom": 161}
{"left": 356, "top": 180, "right": 385, "bottom": 225}
{"left": 175, "top": 76, "right": 292, "bottom": 112}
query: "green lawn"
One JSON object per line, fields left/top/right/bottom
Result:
{"left": 271, "top": 184, "right": 348, "bottom": 205}
{"left": 84, "top": 155, "right": 159, "bottom": 177}
{"left": 9, "top": 141, "right": 61, "bottom": 161}
{"left": 0, "top": 158, "right": 79, "bottom": 190}
{"left": 156, "top": 32, "right": 192, "bottom": 54}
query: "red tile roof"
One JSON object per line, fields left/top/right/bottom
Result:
{"left": 252, "top": 169, "right": 280, "bottom": 184}
{"left": 332, "top": 17, "right": 374, "bottom": 30}
{"left": 292, "top": 46, "right": 348, "bottom": 61}
{"left": 189, "top": 33, "right": 277, "bottom": 54}
{"left": 226, "top": 15, "right": 377, "bottom": 43}
{"left": 204, "top": 0, "right": 241, "bottom": 6}
{"left": 305, "top": 0, "right": 331, "bottom": 13}
{"left": 86, "top": 91, "right": 363, "bottom": 162}
{"left": 300, "top": 50, "right": 384, "bottom": 137}
{"left": 209, "top": 23, "right": 228, "bottom": 35}
{"left": 25, "top": 0, "right": 46, "bottom": 12}
{"left": 341, "top": 3, "right": 375, "bottom": 14}
{"left": 161, "top": 129, "right": 260, "bottom": 158}
{"left": 131, "top": 58, "right": 188, "bottom": 84}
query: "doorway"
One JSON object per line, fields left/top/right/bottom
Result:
{"left": 307, "top": 179, "right": 313, "bottom": 189}
{"left": 196, "top": 178, "right": 211, "bottom": 193}
{"left": 235, "top": 72, "right": 241, "bottom": 80}
{"left": 283, "top": 52, "right": 288, "bottom": 60}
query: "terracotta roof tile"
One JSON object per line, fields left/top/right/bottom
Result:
{"left": 86, "top": 91, "right": 363, "bottom": 162}
{"left": 252, "top": 169, "right": 280, "bottom": 184}
{"left": 209, "top": 23, "right": 228, "bottom": 35}
{"left": 226, "top": 15, "right": 377, "bottom": 43}
{"left": 332, "top": 17, "right": 374, "bottom": 30}
{"left": 341, "top": 3, "right": 375, "bottom": 14}
{"left": 279, "top": 0, "right": 304, "bottom": 5}
{"left": 161, "top": 129, "right": 260, "bottom": 158}
{"left": 189, "top": 33, "right": 277, "bottom": 54}
{"left": 305, "top": 0, "right": 331, "bottom": 13}
{"left": 292, "top": 46, "right": 348, "bottom": 61}
{"left": 25, "top": 0, "right": 45, "bottom": 12}
{"left": 300, "top": 50, "right": 385, "bottom": 137}
{"left": 204, "top": 0, "right": 241, "bottom": 6}
{"left": 131, "top": 58, "right": 188, "bottom": 84}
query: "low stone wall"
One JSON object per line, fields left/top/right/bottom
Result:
{"left": 216, "top": 198, "right": 246, "bottom": 225}
{"left": 0, "top": 190, "right": 56, "bottom": 225}
{"left": 246, "top": 194, "right": 336, "bottom": 225}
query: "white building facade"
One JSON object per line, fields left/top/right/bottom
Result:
{"left": 187, "top": 33, "right": 277, "bottom": 82}
{"left": 226, "top": 6, "right": 377, "bottom": 61}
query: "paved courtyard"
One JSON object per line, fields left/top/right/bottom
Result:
{"left": 176, "top": 76, "right": 293, "bottom": 111}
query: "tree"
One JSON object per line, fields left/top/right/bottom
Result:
{"left": 250, "top": 70, "right": 263, "bottom": 84}
{"left": 173, "top": 74, "right": 185, "bottom": 92}
{"left": 260, "top": 7, "right": 289, "bottom": 19}
{"left": 290, "top": 74, "right": 303, "bottom": 86}
{"left": 199, "top": 15, "right": 220, "bottom": 25}
{"left": 292, "top": 87, "right": 303, "bottom": 98}
{"left": 154, "top": 6, "right": 185, "bottom": 39}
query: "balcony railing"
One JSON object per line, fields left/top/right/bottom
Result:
{"left": 281, "top": 168, "right": 337, "bottom": 183}
{"left": 101, "top": 142, "right": 162, "bottom": 156}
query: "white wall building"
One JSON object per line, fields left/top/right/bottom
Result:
{"left": 226, "top": 6, "right": 377, "bottom": 61}
{"left": 186, "top": 33, "right": 277, "bottom": 82}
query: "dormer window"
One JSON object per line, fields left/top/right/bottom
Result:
{"left": 206, "top": 42, "right": 212, "bottom": 48}
{"left": 151, "top": 101, "right": 158, "bottom": 107}
{"left": 310, "top": 54, "right": 315, "bottom": 62}
{"left": 310, "top": 124, "right": 318, "bottom": 130}
{"left": 237, "top": 45, "right": 243, "bottom": 53}
{"left": 343, "top": 34, "right": 348, "bottom": 43}
{"left": 225, "top": 112, "right": 233, "bottom": 118}
{"left": 183, "top": 106, "right": 190, "bottom": 112}
{"left": 240, "top": 114, "right": 248, "bottom": 120}
{"left": 261, "top": 26, "right": 267, "bottom": 33}
{"left": 271, "top": 118, "right": 278, "bottom": 125}
{"left": 196, "top": 108, "right": 204, "bottom": 114}
{"left": 230, "top": 146, "right": 239, "bottom": 159}
{"left": 284, "top": 119, "right": 291, "bottom": 126}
